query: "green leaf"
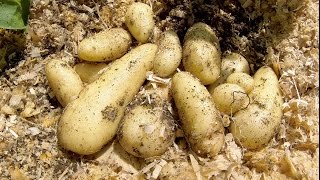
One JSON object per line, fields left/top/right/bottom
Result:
{"left": 0, "top": 0, "right": 30, "bottom": 29}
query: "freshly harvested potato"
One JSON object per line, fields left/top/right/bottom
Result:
{"left": 183, "top": 22, "right": 221, "bottom": 85}
{"left": 57, "top": 43, "right": 158, "bottom": 155}
{"left": 171, "top": 71, "right": 224, "bottom": 157}
{"left": 208, "top": 52, "right": 250, "bottom": 93}
{"left": 45, "top": 59, "right": 83, "bottom": 107}
{"left": 226, "top": 72, "right": 254, "bottom": 93}
{"left": 230, "top": 66, "right": 283, "bottom": 150}
{"left": 154, "top": 30, "right": 182, "bottom": 77}
{"left": 159, "top": 160, "right": 197, "bottom": 180}
{"left": 211, "top": 83, "right": 249, "bottom": 115}
{"left": 74, "top": 63, "right": 108, "bottom": 83}
{"left": 125, "top": 2, "right": 154, "bottom": 43}
{"left": 78, "top": 28, "right": 132, "bottom": 62}
{"left": 118, "top": 105, "right": 175, "bottom": 158}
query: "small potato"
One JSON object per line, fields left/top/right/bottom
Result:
{"left": 226, "top": 72, "right": 254, "bottom": 93}
{"left": 211, "top": 83, "right": 249, "bottom": 115}
{"left": 125, "top": 2, "right": 154, "bottom": 43}
{"left": 78, "top": 28, "right": 132, "bottom": 62}
{"left": 45, "top": 59, "right": 83, "bottom": 107}
{"left": 171, "top": 71, "right": 224, "bottom": 158}
{"left": 118, "top": 105, "right": 175, "bottom": 158}
{"left": 74, "top": 63, "right": 107, "bottom": 83}
{"left": 183, "top": 23, "right": 221, "bottom": 85}
{"left": 230, "top": 66, "right": 283, "bottom": 150}
{"left": 208, "top": 52, "right": 250, "bottom": 93}
{"left": 154, "top": 30, "right": 182, "bottom": 77}
{"left": 58, "top": 43, "right": 157, "bottom": 155}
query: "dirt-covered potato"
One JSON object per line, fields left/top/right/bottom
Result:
{"left": 230, "top": 66, "right": 283, "bottom": 150}
{"left": 57, "top": 44, "right": 157, "bottom": 155}
{"left": 74, "top": 62, "right": 107, "bottom": 83}
{"left": 226, "top": 72, "right": 254, "bottom": 93}
{"left": 125, "top": 2, "right": 154, "bottom": 43}
{"left": 211, "top": 83, "right": 249, "bottom": 115}
{"left": 118, "top": 105, "right": 175, "bottom": 158}
{"left": 45, "top": 59, "right": 83, "bottom": 107}
{"left": 171, "top": 71, "right": 224, "bottom": 157}
{"left": 154, "top": 30, "right": 182, "bottom": 77}
{"left": 78, "top": 28, "right": 132, "bottom": 62}
{"left": 182, "top": 22, "right": 221, "bottom": 85}
{"left": 208, "top": 52, "right": 250, "bottom": 93}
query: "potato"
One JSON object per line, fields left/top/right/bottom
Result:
{"left": 45, "top": 59, "right": 83, "bottom": 107}
{"left": 125, "top": 2, "right": 154, "bottom": 43}
{"left": 171, "top": 71, "right": 224, "bottom": 157}
{"left": 211, "top": 83, "right": 249, "bottom": 115}
{"left": 118, "top": 105, "right": 175, "bottom": 158}
{"left": 74, "top": 63, "right": 108, "bottom": 83}
{"left": 229, "top": 66, "right": 283, "bottom": 150}
{"left": 226, "top": 72, "right": 254, "bottom": 93}
{"left": 208, "top": 52, "right": 250, "bottom": 93}
{"left": 154, "top": 30, "right": 182, "bottom": 77}
{"left": 57, "top": 43, "right": 158, "bottom": 155}
{"left": 78, "top": 28, "right": 132, "bottom": 62}
{"left": 183, "top": 22, "right": 221, "bottom": 85}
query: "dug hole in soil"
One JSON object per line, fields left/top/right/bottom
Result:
{"left": 0, "top": 0, "right": 319, "bottom": 179}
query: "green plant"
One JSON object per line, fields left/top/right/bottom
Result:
{"left": 0, "top": 0, "right": 30, "bottom": 29}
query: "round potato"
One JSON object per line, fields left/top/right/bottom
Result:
{"left": 208, "top": 52, "right": 250, "bottom": 93}
{"left": 45, "top": 59, "right": 83, "bottom": 107}
{"left": 125, "top": 2, "right": 154, "bottom": 43}
{"left": 183, "top": 23, "right": 221, "bottom": 85}
{"left": 226, "top": 72, "right": 254, "bottom": 93}
{"left": 78, "top": 28, "right": 132, "bottom": 62}
{"left": 211, "top": 83, "right": 249, "bottom": 115}
{"left": 171, "top": 71, "right": 224, "bottom": 158}
{"left": 154, "top": 30, "right": 182, "bottom": 77}
{"left": 230, "top": 66, "right": 283, "bottom": 150}
{"left": 74, "top": 62, "right": 107, "bottom": 83}
{"left": 118, "top": 105, "right": 175, "bottom": 158}
{"left": 57, "top": 44, "right": 157, "bottom": 155}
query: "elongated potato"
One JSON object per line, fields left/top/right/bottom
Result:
{"left": 78, "top": 28, "right": 132, "bottom": 62}
{"left": 125, "top": 2, "right": 154, "bottom": 43}
{"left": 74, "top": 63, "right": 108, "bottom": 83}
{"left": 118, "top": 105, "right": 175, "bottom": 158}
{"left": 211, "top": 83, "right": 249, "bottom": 115}
{"left": 226, "top": 72, "right": 254, "bottom": 93}
{"left": 57, "top": 44, "right": 157, "bottom": 155}
{"left": 183, "top": 23, "right": 221, "bottom": 85}
{"left": 45, "top": 59, "right": 83, "bottom": 107}
{"left": 230, "top": 66, "right": 283, "bottom": 149}
{"left": 154, "top": 30, "right": 182, "bottom": 77}
{"left": 171, "top": 71, "right": 224, "bottom": 157}
{"left": 208, "top": 53, "right": 250, "bottom": 93}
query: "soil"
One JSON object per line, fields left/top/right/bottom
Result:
{"left": 0, "top": 0, "right": 318, "bottom": 179}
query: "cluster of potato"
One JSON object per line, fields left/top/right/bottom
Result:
{"left": 45, "top": 2, "right": 283, "bottom": 158}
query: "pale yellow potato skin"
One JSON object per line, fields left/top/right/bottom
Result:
{"left": 154, "top": 30, "right": 182, "bottom": 77}
{"left": 211, "top": 83, "right": 249, "bottom": 115}
{"left": 208, "top": 52, "right": 250, "bottom": 93}
{"left": 125, "top": 2, "right": 154, "bottom": 43}
{"left": 74, "top": 63, "right": 108, "bottom": 83}
{"left": 171, "top": 71, "right": 224, "bottom": 157}
{"left": 118, "top": 105, "right": 175, "bottom": 158}
{"left": 226, "top": 72, "right": 254, "bottom": 93}
{"left": 183, "top": 22, "right": 221, "bottom": 85}
{"left": 57, "top": 44, "right": 157, "bottom": 155}
{"left": 230, "top": 66, "right": 283, "bottom": 150}
{"left": 45, "top": 59, "right": 83, "bottom": 107}
{"left": 78, "top": 28, "right": 132, "bottom": 62}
